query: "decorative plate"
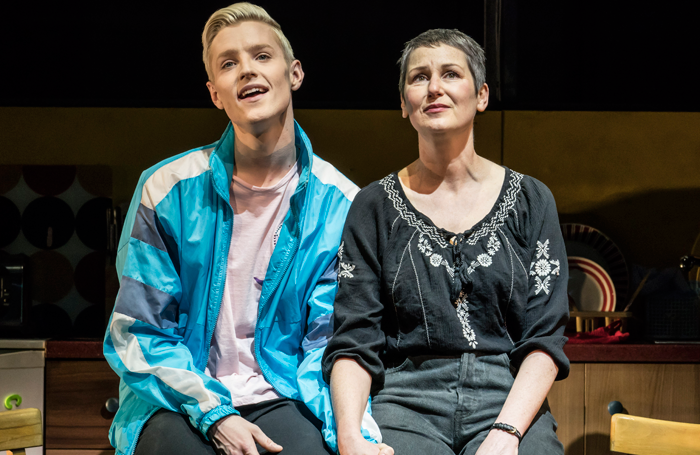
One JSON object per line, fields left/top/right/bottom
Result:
{"left": 561, "top": 223, "right": 628, "bottom": 309}
{"left": 568, "top": 256, "right": 616, "bottom": 311}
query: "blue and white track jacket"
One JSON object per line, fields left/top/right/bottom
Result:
{"left": 104, "top": 121, "right": 380, "bottom": 455}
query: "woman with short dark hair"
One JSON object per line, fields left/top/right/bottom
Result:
{"left": 322, "top": 29, "right": 569, "bottom": 455}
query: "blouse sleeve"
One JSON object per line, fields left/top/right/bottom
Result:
{"left": 321, "top": 187, "right": 388, "bottom": 392}
{"left": 509, "top": 180, "right": 570, "bottom": 380}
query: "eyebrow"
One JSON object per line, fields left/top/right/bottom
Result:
{"left": 215, "top": 44, "right": 276, "bottom": 62}
{"left": 409, "top": 63, "right": 465, "bottom": 74}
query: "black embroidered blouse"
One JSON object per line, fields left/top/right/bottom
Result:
{"left": 322, "top": 168, "right": 570, "bottom": 393}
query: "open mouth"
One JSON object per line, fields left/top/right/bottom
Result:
{"left": 238, "top": 86, "right": 269, "bottom": 100}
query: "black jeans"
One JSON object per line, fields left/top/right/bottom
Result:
{"left": 134, "top": 398, "right": 333, "bottom": 455}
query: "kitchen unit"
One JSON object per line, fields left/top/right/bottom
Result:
{"left": 0, "top": 339, "right": 46, "bottom": 455}
{"left": 548, "top": 344, "right": 700, "bottom": 455}
{"left": 4, "top": 340, "right": 700, "bottom": 455}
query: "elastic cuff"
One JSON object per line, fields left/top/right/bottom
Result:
{"left": 198, "top": 405, "right": 239, "bottom": 440}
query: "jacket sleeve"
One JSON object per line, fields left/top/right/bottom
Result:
{"left": 104, "top": 171, "right": 237, "bottom": 438}
{"left": 295, "top": 192, "right": 381, "bottom": 453}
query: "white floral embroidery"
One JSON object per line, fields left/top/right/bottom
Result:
{"left": 380, "top": 171, "right": 524, "bottom": 250}
{"left": 337, "top": 242, "right": 356, "bottom": 279}
{"left": 455, "top": 291, "right": 478, "bottom": 349}
{"left": 535, "top": 258, "right": 551, "bottom": 276}
{"left": 379, "top": 171, "right": 524, "bottom": 348}
{"left": 487, "top": 233, "right": 501, "bottom": 255}
{"left": 466, "top": 232, "right": 501, "bottom": 275}
{"left": 549, "top": 259, "right": 560, "bottom": 276}
{"left": 417, "top": 235, "right": 433, "bottom": 255}
{"left": 529, "top": 238, "right": 559, "bottom": 294}
{"left": 339, "top": 262, "right": 355, "bottom": 279}
{"left": 430, "top": 253, "right": 443, "bottom": 267}
{"left": 534, "top": 275, "right": 551, "bottom": 295}
{"left": 417, "top": 233, "right": 454, "bottom": 277}
{"left": 477, "top": 253, "right": 492, "bottom": 267}
{"left": 536, "top": 239, "right": 550, "bottom": 259}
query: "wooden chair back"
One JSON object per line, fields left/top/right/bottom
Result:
{"left": 611, "top": 413, "right": 700, "bottom": 455}
{"left": 0, "top": 408, "right": 42, "bottom": 455}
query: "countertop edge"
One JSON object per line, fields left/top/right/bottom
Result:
{"left": 44, "top": 340, "right": 700, "bottom": 362}
{"left": 563, "top": 343, "right": 700, "bottom": 363}
{"left": 46, "top": 340, "right": 105, "bottom": 359}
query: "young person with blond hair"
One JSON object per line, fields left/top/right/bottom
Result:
{"left": 104, "top": 4, "right": 385, "bottom": 454}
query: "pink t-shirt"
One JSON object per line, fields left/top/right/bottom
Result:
{"left": 206, "top": 161, "right": 299, "bottom": 406}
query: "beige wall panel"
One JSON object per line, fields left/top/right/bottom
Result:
{"left": 503, "top": 111, "right": 700, "bottom": 266}
{"left": 1, "top": 108, "right": 502, "bottom": 206}
{"left": 0, "top": 107, "right": 230, "bottom": 206}
{"left": 548, "top": 363, "right": 585, "bottom": 455}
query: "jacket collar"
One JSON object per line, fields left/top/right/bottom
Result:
{"left": 208, "top": 120, "right": 312, "bottom": 201}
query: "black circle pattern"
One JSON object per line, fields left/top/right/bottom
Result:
{"left": 22, "top": 197, "right": 75, "bottom": 249}
{"left": 0, "top": 196, "right": 21, "bottom": 248}
{"left": 74, "top": 251, "right": 106, "bottom": 304}
{"left": 76, "top": 197, "right": 112, "bottom": 250}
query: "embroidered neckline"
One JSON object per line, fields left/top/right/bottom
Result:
{"left": 379, "top": 174, "right": 451, "bottom": 248}
{"left": 379, "top": 169, "right": 523, "bottom": 249}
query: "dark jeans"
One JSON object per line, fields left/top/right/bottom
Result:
{"left": 371, "top": 353, "right": 564, "bottom": 455}
{"left": 134, "top": 398, "right": 333, "bottom": 455}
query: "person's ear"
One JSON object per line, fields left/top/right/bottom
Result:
{"left": 289, "top": 60, "right": 304, "bottom": 91}
{"left": 476, "top": 83, "right": 489, "bottom": 112}
{"left": 400, "top": 92, "right": 408, "bottom": 118}
{"left": 206, "top": 81, "right": 225, "bottom": 110}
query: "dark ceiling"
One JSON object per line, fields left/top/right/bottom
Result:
{"left": 1, "top": 1, "right": 697, "bottom": 111}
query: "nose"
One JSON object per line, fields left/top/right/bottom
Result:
{"left": 427, "top": 74, "right": 443, "bottom": 98}
{"left": 239, "top": 56, "right": 257, "bottom": 80}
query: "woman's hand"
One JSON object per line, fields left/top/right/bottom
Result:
{"left": 339, "top": 434, "right": 394, "bottom": 455}
{"left": 209, "top": 415, "right": 283, "bottom": 455}
{"left": 474, "top": 429, "right": 519, "bottom": 455}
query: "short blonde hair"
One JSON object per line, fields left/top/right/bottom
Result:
{"left": 202, "top": 2, "right": 295, "bottom": 81}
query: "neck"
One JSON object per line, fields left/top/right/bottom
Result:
{"left": 232, "top": 103, "right": 297, "bottom": 187}
{"left": 411, "top": 122, "right": 485, "bottom": 190}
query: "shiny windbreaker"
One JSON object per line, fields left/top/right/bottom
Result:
{"left": 104, "top": 121, "right": 380, "bottom": 455}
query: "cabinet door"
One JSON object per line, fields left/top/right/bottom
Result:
{"left": 585, "top": 363, "right": 700, "bottom": 455}
{"left": 548, "top": 363, "right": 585, "bottom": 455}
{"left": 45, "top": 360, "right": 120, "bottom": 449}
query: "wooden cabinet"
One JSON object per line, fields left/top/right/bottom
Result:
{"left": 41, "top": 342, "right": 700, "bottom": 455}
{"left": 548, "top": 355, "right": 700, "bottom": 455}
{"left": 45, "top": 360, "right": 119, "bottom": 451}
{"left": 548, "top": 364, "right": 585, "bottom": 455}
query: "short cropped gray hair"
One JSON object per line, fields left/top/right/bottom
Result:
{"left": 397, "top": 29, "right": 486, "bottom": 96}
{"left": 202, "top": 2, "right": 295, "bottom": 81}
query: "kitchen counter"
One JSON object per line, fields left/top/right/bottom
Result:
{"left": 44, "top": 339, "right": 700, "bottom": 362}
{"left": 46, "top": 340, "right": 105, "bottom": 359}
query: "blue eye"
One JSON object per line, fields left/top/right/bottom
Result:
{"left": 222, "top": 61, "right": 235, "bottom": 69}
{"left": 257, "top": 54, "right": 270, "bottom": 61}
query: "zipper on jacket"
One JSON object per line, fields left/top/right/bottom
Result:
{"left": 203, "top": 167, "right": 235, "bottom": 369}
{"left": 254, "top": 180, "right": 306, "bottom": 394}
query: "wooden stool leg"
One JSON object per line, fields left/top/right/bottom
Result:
{"left": 576, "top": 317, "right": 583, "bottom": 333}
